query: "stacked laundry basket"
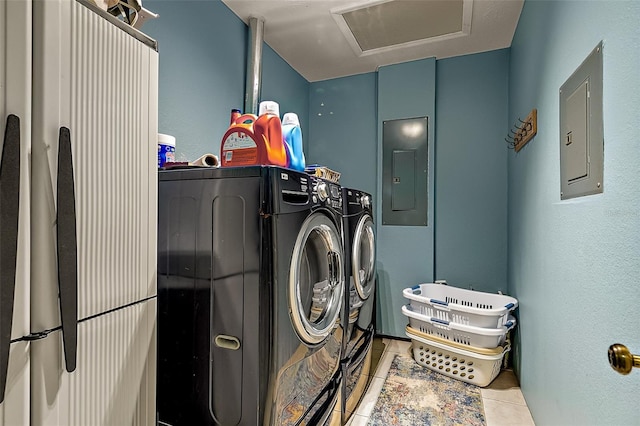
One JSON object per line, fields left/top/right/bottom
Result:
{"left": 402, "top": 283, "right": 518, "bottom": 387}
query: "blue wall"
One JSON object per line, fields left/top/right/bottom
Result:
{"left": 262, "top": 44, "right": 310, "bottom": 152}
{"left": 508, "top": 1, "right": 640, "bottom": 424}
{"left": 376, "top": 59, "right": 437, "bottom": 337}
{"left": 144, "top": 0, "right": 309, "bottom": 162}
{"left": 435, "top": 50, "right": 509, "bottom": 293}
{"left": 308, "top": 67, "right": 431, "bottom": 337}
{"left": 307, "top": 53, "right": 511, "bottom": 338}
{"left": 308, "top": 73, "right": 377, "bottom": 194}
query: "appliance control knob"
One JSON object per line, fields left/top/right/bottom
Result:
{"left": 316, "top": 182, "right": 329, "bottom": 202}
{"left": 360, "top": 195, "right": 371, "bottom": 209}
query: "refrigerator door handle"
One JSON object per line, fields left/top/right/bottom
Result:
{"left": 0, "top": 114, "right": 21, "bottom": 403}
{"left": 56, "top": 126, "right": 78, "bottom": 373}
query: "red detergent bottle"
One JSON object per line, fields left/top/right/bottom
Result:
{"left": 220, "top": 110, "right": 260, "bottom": 166}
{"left": 220, "top": 102, "right": 287, "bottom": 167}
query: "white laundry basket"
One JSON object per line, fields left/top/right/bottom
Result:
{"left": 402, "top": 305, "right": 515, "bottom": 349}
{"left": 403, "top": 284, "right": 518, "bottom": 328}
{"left": 406, "top": 326, "right": 510, "bottom": 387}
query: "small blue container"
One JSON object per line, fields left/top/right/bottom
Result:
{"left": 158, "top": 134, "right": 175, "bottom": 168}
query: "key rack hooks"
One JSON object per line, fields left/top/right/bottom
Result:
{"left": 505, "top": 109, "right": 537, "bottom": 152}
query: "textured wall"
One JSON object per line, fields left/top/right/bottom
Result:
{"left": 308, "top": 53, "right": 511, "bottom": 337}
{"left": 261, "top": 44, "right": 310, "bottom": 152}
{"left": 508, "top": 1, "right": 640, "bottom": 424}
{"left": 376, "top": 58, "right": 436, "bottom": 337}
{"left": 143, "top": 0, "right": 309, "bottom": 162}
{"left": 308, "top": 73, "right": 377, "bottom": 194}
{"left": 434, "top": 50, "right": 509, "bottom": 293}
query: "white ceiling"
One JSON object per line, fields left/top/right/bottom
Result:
{"left": 222, "top": 0, "right": 524, "bottom": 82}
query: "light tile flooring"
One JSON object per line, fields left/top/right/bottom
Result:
{"left": 345, "top": 337, "right": 536, "bottom": 426}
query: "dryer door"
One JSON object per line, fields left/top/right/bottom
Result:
{"left": 289, "top": 212, "right": 344, "bottom": 346}
{"left": 352, "top": 214, "right": 376, "bottom": 300}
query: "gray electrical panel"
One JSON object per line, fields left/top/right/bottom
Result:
{"left": 560, "top": 41, "right": 604, "bottom": 200}
{"left": 382, "top": 117, "right": 428, "bottom": 226}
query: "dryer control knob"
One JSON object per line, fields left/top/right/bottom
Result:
{"left": 360, "top": 195, "right": 371, "bottom": 209}
{"left": 316, "top": 182, "right": 329, "bottom": 202}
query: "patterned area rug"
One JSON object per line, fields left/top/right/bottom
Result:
{"left": 368, "top": 354, "right": 486, "bottom": 426}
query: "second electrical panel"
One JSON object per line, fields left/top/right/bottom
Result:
{"left": 560, "top": 42, "right": 604, "bottom": 200}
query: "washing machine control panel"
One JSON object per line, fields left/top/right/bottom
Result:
{"left": 315, "top": 181, "right": 329, "bottom": 201}
{"left": 345, "top": 189, "right": 373, "bottom": 215}
{"left": 330, "top": 184, "right": 341, "bottom": 199}
{"left": 360, "top": 194, "right": 371, "bottom": 209}
{"left": 311, "top": 178, "right": 342, "bottom": 210}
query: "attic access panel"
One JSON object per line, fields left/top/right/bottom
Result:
{"left": 559, "top": 42, "right": 604, "bottom": 200}
{"left": 332, "top": 0, "right": 472, "bottom": 56}
{"left": 342, "top": 0, "right": 463, "bottom": 51}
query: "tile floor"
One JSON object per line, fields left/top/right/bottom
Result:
{"left": 345, "top": 337, "right": 536, "bottom": 426}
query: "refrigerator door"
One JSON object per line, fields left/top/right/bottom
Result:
{"left": 32, "top": 0, "right": 158, "bottom": 333}
{"left": 0, "top": 0, "right": 31, "bottom": 422}
{"left": 30, "top": 298, "right": 157, "bottom": 426}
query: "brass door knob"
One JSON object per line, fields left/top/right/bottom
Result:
{"left": 608, "top": 344, "right": 640, "bottom": 375}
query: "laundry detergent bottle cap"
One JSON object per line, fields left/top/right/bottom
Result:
{"left": 282, "top": 112, "right": 305, "bottom": 172}
{"left": 282, "top": 112, "right": 300, "bottom": 127}
{"left": 258, "top": 100, "right": 280, "bottom": 117}
{"left": 252, "top": 100, "right": 287, "bottom": 167}
{"left": 229, "top": 108, "right": 242, "bottom": 125}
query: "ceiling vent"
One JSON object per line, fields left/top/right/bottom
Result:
{"left": 332, "top": 0, "right": 473, "bottom": 56}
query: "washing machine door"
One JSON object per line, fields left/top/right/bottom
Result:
{"left": 289, "top": 212, "right": 344, "bottom": 346}
{"left": 352, "top": 214, "right": 376, "bottom": 300}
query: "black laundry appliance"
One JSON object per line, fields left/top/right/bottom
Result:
{"left": 156, "top": 166, "right": 345, "bottom": 426}
{"left": 340, "top": 188, "right": 376, "bottom": 423}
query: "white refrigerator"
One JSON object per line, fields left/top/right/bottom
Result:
{"left": 0, "top": 0, "right": 158, "bottom": 424}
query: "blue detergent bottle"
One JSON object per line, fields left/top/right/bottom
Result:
{"left": 282, "top": 112, "right": 306, "bottom": 172}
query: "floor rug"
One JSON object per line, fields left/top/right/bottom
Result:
{"left": 368, "top": 354, "right": 486, "bottom": 426}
